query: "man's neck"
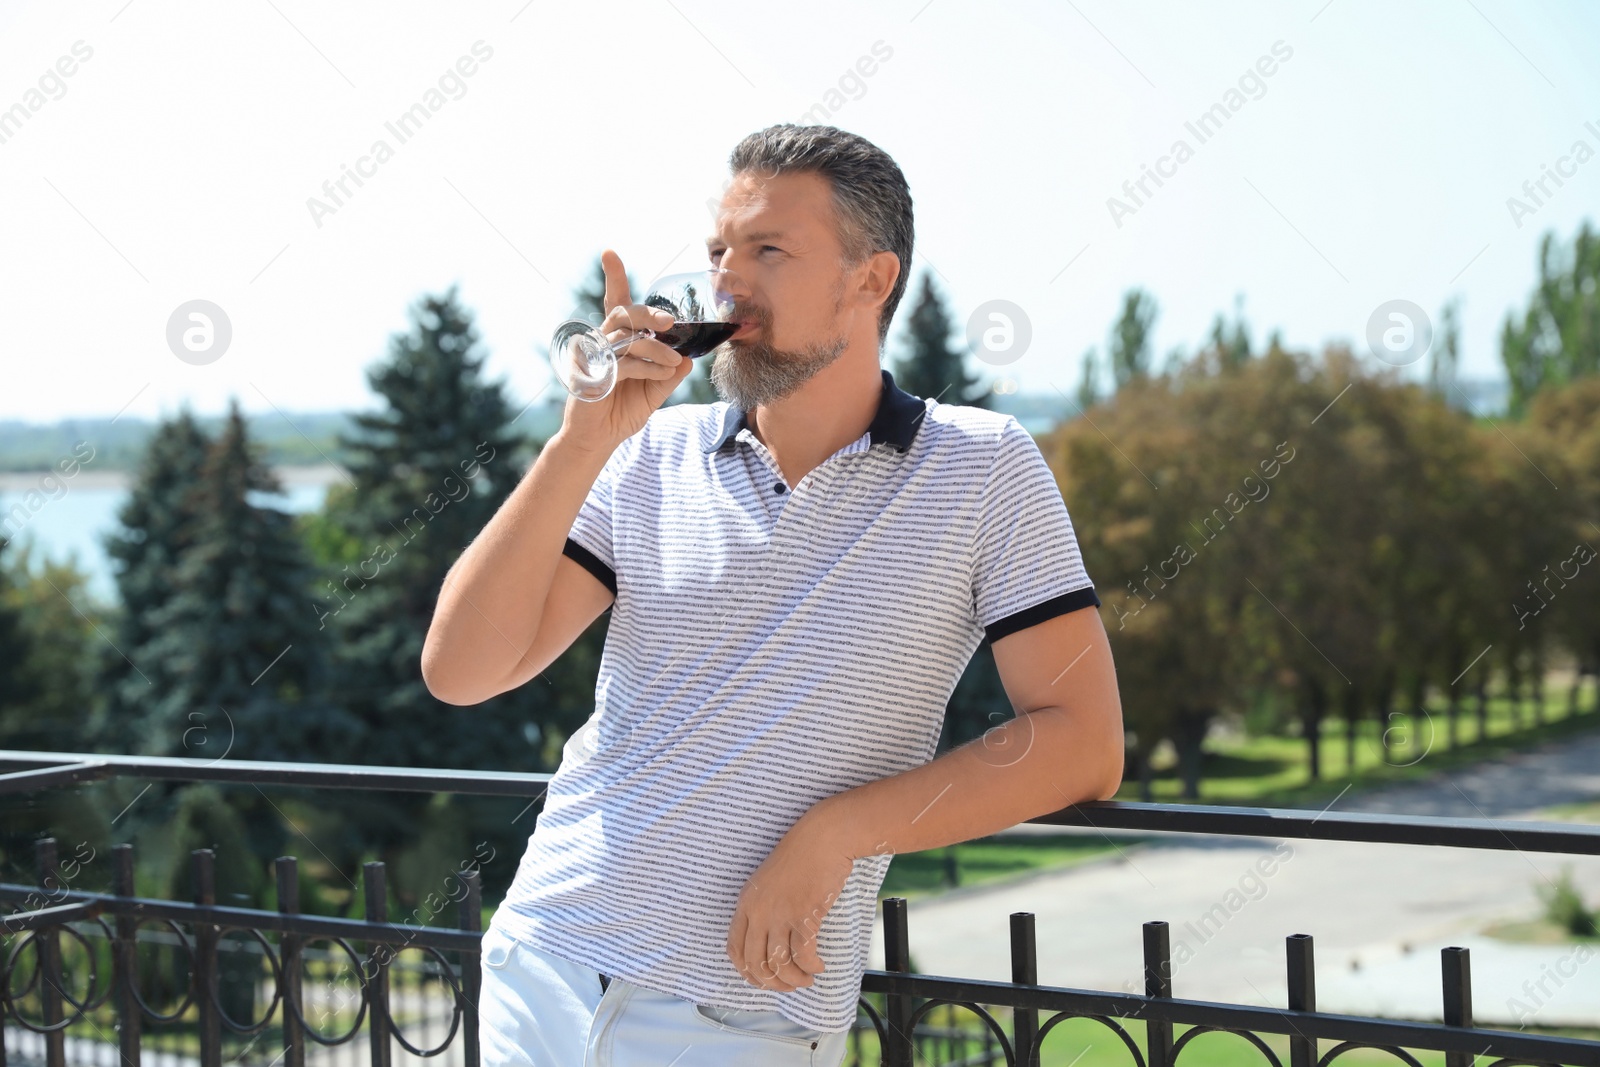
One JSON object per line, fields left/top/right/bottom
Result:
{"left": 746, "top": 350, "right": 883, "bottom": 489}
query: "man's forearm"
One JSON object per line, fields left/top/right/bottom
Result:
{"left": 421, "top": 430, "right": 612, "bottom": 704}
{"left": 806, "top": 701, "right": 1124, "bottom": 861}
{"left": 721, "top": 693, "right": 1123, "bottom": 990}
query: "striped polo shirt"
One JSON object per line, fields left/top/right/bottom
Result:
{"left": 495, "top": 368, "right": 1099, "bottom": 1032}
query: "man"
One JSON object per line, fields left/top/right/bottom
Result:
{"left": 422, "top": 123, "right": 1124, "bottom": 1066}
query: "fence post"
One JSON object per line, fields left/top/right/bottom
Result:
{"left": 191, "top": 849, "right": 222, "bottom": 1067}
{"left": 364, "top": 862, "right": 392, "bottom": 1067}
{"left": 1441, "top": 946, "right": 1474, "bottom": 1067}
{"left": 111, "top": 845, "right": 142, "bottom": 1067}
{"left": 1286, "top": 933, "right": 1316, "bottom": 1067}
{"left": 1142, "top": 921, "right": 1173, "bottom": 1067}
{"left": 881, "top": 897, "right": 915, "bottom": 1067}
{"left": 458, "top": 868, "right": 481, "bottom": 1067}
{"left": 1010, "top": 912, "right": 1038, "bottom": 1067}
{"left": 275, "top": 858, "right": 304, "bottom": 1067}
{"left": 33, "top": 839, "right": 65, "bottom": 1067}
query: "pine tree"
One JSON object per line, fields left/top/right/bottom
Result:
{"left": 1074, "top": 348, "right": 1100, "bottom": 412}
{"left": 892, "top": 273, "right": 990, "bottom": 407}
{"left": 1500, "top": 221, "right": 1600, "bottom": 415}
{"left": 313, "top": 287, "right": 618, "bottom": 882}
{"left": 1111, "top": 288, "right": 1160, "bottom": 387}
{"left": 1430, "top": 298, "right": 1461, "bottom": 399}
{"left": 1205, "top": 293, "right": 1251, "bottom": 370}
{"left": 324, "top": 287, "right": 590, "bottom": 772}
{"left": 0, "top": 538, "right": 43, "bottom": 743}
{"left": 94, "top": 411, "right": 213, "bottom": 751}
{"left": 0, "top": 541, "right": 96, "bottom": 751}
{"left": 133, "top": 400, "right": 336, "bottom": 762}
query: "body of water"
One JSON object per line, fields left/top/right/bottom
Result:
{"left": 0, "top": 467, "right": 341, "bottom": 608}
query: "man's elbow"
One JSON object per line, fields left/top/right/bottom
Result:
{"left": 1095, "top": 745, "right": 1125, "bottom": 800}
{"left": 1048, "top": 705, "right": 1124, "bottom": 803}
{"left": 420, "top": 647, "right": 481, "bottom": 707}
{"left": 1092, "top": 711, "right": 1125, "bottom": 800}
{"left": 1078, "top": 764, "right": 1122, "bottom": 804}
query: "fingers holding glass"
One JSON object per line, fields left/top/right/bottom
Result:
{"left": 549, "top": 268, "right": 745, "bottom": 402}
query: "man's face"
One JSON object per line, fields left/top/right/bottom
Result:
{"left": 704, "top": 170, "right": 859, "bottom": 409}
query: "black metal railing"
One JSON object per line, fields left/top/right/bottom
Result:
{"left": 2, "top": 749, "right": 1598, "bottom": 1067}
{"left": 2, "top": 840, "right": 481, "bottom": 1067}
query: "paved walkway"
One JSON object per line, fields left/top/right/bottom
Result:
{"left": 870, "top": 729, "right": 1600, "bottom": 1026}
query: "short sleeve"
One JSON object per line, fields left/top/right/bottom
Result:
{"left": 561, "top": 437, "right": 633, "bottom": 597}
{"left": 972, "top": 417, "right": 1099, "bottom": 643}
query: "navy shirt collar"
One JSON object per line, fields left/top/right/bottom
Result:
{"left": 702, "top": 368, "right": 927, "bottom": 455}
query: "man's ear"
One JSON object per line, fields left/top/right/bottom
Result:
{"left": 854, "top": 250, "right": 900, "bottom": 313}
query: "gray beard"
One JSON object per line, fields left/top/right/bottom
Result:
{"left": 708, "top": 332, "right": 849, "bottom": 411}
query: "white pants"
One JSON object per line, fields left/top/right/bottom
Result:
{"left": 477, "top": 921, "right": 850, "bottom": 1066}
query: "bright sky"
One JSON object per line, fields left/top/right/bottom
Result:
{"left": 1, "top": 0, "right": 1597, "bottom": 423}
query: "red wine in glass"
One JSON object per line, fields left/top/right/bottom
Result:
{"left": 656, "top": 320, "right": 739, "bottom": 359}
{"left": 550, "top": 268, "right": 745, "bottom": 401}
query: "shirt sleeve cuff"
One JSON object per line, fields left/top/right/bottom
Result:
{"left": 562, "top": 537, "right": 617, "bottom": 596}
{"left": 983, "top": 585, "right": 1100, "bottom": 644}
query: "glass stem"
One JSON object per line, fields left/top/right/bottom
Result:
{"left": 606, "top": 327, "right": 657, "bottom": 356}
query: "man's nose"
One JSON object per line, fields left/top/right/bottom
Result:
{"left": 714, "top": 270, "right": 753, "bottom": 303}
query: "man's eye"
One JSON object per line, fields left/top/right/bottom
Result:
{"left": 708, "top": 246, "right": 777, "bottom": 260}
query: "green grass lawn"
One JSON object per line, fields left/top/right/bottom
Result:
{"left": 1115, "top": 680, "right": 1600, "bottom": 809}
{"left": 878, "top": 834, "right": 1129, "bottom": 900}
{"left": 1484, "top": 914, "right": 1600, "bottom": 943}
{"left": 1543, "top": 798, "right": 1600, "bottom": 823}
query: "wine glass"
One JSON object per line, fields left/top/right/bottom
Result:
{"left": 549, "top": 268, "right": 748, "bottom": 402}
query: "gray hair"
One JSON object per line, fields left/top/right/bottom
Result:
{"left": 727, "top": 124, "right": 914, "bottom": 348}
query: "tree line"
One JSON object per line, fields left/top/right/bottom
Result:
{"left": 1041, "top": 220, "right": 1600, "bottom": 798}
{"left": 1, "top": 218, "right": 1597, "bottom": 908}
{"left": 1051, "top": 340, "right": 1598, "bottom": 798}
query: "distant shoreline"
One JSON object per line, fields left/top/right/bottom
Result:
{"left": 0, "top": 464, "right": 349, "bottom": 493}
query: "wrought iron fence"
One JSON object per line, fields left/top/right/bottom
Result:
{"left": 2, "top": 749, "right": 1598, "bottom": 1067}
